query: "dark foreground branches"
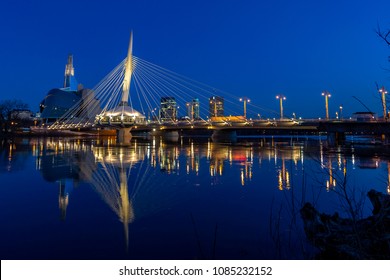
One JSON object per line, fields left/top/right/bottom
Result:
{"left": 301, "top": 190, "right": 390, "bottom": 259}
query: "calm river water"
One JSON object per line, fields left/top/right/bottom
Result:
{"left": 0, "top": 136, "right": 389, "bottom": 259}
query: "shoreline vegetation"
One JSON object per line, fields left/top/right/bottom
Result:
{"left": 301, "top": 189, "right": 390, "bottom": 259}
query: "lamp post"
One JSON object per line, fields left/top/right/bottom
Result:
{"left": 339, "top": 105, "right": 343, "bottom": 120}
{"left": 379, "top": 86, "right": 388, "bottom": 119}
{"left": 276, "top": 95, "right": 286, "bottom": 119}
{"left": 322, "top": 91, "right": 331, "bottom": 120}
{"left": 239, "top": 97, "right": 250, "bottom": 119}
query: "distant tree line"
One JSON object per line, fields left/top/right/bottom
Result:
{"left": 0, "top": 99, "right": 31, "bottom": 135}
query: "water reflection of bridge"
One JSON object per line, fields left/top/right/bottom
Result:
{"left": 19, "top": 136, "right": 390, "bottom": 250}
{"left": 30, "top": 137, "right": 390, "bottom": 189}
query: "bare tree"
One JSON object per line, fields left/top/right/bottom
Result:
{"left": 376, "top": 24, "right": 390, "bottom": 46}
{"left": 0, "top": 99, "right": 29, "bottom": 134}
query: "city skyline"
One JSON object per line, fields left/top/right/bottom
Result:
{"left": 1, "top": 0, "right": 390, "bottom": 118}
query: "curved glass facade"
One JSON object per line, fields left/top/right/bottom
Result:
{"left": 40, "top": 89, "right": 81, "bottom": 122}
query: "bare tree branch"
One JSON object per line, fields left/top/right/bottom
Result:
{"left": 376, "top": 24, "right": 390, "bottom": 46}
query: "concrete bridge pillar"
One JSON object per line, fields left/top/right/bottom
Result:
{"left": 117, "top": 128, "right": 132, "bottom": 143}
{"left": 163, "top": 130, "right": 180, "bottom": 142}
{"left": 327, "top": 132, "right": 345, "bottom": 146}
{"left": 211, "top": 130, "right": 237, "bottom": 143}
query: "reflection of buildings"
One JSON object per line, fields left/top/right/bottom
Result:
{"left": 325, "top": 157, "right": 336, "bottom": 191}
{"left": 207, "top": 142, "right": 228, "bottom": 177}
{"left": 30, "top": 137, "right": 390, "bottom": 229}
{"left": 159, "top": 141, "right": 180, "bottom": 174}
{"left": 32, "top": 138, "right": 96, "bottom": 219}
{"left": 206, "top": 141, "right": 253, "bottom": 186}
{"left": 277, "top": 158, "right": 290, "bottom": 190}
{"left": 270, "top": 144, "right": 302, "bottom": 191}
{"left": 185, "top": 141, "right": 201, "bottom": 175}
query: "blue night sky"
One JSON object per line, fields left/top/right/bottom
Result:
{"left": 1, "top": 0, "right": 390, "bottom": 118}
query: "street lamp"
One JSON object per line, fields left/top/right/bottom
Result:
{"left": 239, "top": 97, "right": 250, "bottom": 118}
{"left": 276, "top": 94, "right": 286, "bottom": 119}
{"left": 379, "top": 86, "right": 388, "bottom": 119}
{"left": 321, "top": 91, "right": 331, "bottom": 120}
{"left": 339, "top": 105, "right": 343, "bottom": 120}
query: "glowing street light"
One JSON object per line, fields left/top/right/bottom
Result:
{"left": 321, "top": 91, "right": 331, "bottom": 120}
{"left": 379, "top": 86, "right": 388, "bottom": 119}
{"left": 239, "top": 97, "right": 250, "bottom": 118}
{"left": 276, "top": 94, "right": 286, "bottom": 119}
{"left": 339, "top": 105, "right": 343, "bottom": 120}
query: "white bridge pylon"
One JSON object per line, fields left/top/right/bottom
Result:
{"left": 97, "top": 31, "right": 146, "bottom": 127}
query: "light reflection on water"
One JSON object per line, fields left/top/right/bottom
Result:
{"left": 0, "top": 136, "right": 389, "bottom": 259}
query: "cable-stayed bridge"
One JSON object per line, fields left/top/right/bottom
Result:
{"left": 46, "top": 33, "right": 390, "bottom": 144}
{"left": 46, "top": 33, "right": 300, "bottom": 139}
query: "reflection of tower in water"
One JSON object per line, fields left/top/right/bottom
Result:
{"left": 58, "top": 180, "right": 72, "bottom": 221}
{"left": 87, "top": 146, "right": 141, "bottom": 250}
{"left": 32, "top": 138, "right": 95, "bottom": 220}
{"left": 85, "top": 141, "right": 185, "bottom": 252}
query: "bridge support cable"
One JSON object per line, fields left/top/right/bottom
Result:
{"left": 132, "top": 56, "right": 279, "bottom": 119}
{"left": 133, "top": 72, "right": 161, "bottom": 122}
{"left": 133, "top": 61, "right": 206, "bottom": 121}
{"left": 51, "top": 51, "right": 282, "bottom": 129}
{"left": 49, "top": 59, "right": 126, "bottom": 129}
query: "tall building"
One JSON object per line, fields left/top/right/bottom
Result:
{"left": 186, "top": 98, "right": 200, "bottom": 120}
{"left": 40, "top": 55, "right": 98, "bottom": 123}
{"left": 160, "top": 97, "right": 177, "bottom": 122}
{"left": 63, "top": 54, "right": 78, "bottom": 91}
{"left": 209, "top": 96, "right": 224, "bottom": 117}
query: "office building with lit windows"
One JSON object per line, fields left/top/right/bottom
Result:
{"left": 209, "top": 96, "right": 224, "bottom": 117}
{"left": 160, "top": 97, "right": 177, "bottom": 122}
{"left": 186, "top": 98, "right": 200, "bottom": 120}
